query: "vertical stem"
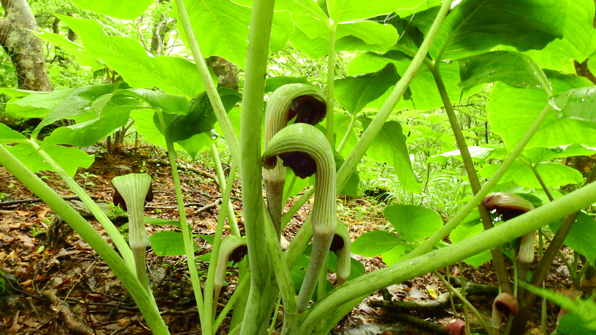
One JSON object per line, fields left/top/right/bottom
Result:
{"left": 532, "top": 167, "right": 554, "bottom": 201}
{"left": 336, "top": 113, "right": 356, "bottom": 154}
{"left": 210, "top": 144, "right": 241, "bottom": 237}
{"left": 430, "top": 64, "right": 511, "bottom": 294}
{"left": 204, "top": 159, "right": 237, "bottom": 326}
{"left": 239, "top": 0, "right": 277, "bottom": 333}
{"left": 326, "top": 23, "right": 337, "bottom": 147}
{"left": 158, "top": 109, "right": 206, "bottom": 328}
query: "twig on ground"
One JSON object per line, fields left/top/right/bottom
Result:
{"left": 0, "top": 195, "right": 97, "bottom": 207}
{"left": 42, "top": 290, "right": 94, "bottom": 335}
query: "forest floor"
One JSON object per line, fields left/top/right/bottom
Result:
{"left": 0, "top": 146, "right": 577, "bottom": 335}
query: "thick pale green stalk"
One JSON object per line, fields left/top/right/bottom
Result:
{"left": 399, "top": 104, "right": 553, "bottom": 263}
{"left": 325, "top": 23, "right": 337, "bottom": 146}
{"left": 238, "top": 0, "right": 277, "bottom": 333}
{"left": 0, "top": 145, "right": 169, "bottom": 334}
{"left": 263, "top": 124, "right": 336, "bottom": 312}
{"left": 210, "top": 144, "right": 240, "bottom": 237}
{"left": 300, "top": 180, "right": 596, "bottom": 333}
{"left": 112, "top": 174, "right": 152, "bottom": 293}
{"left": 174, "top": 0, "right": 240, "bottom": 164}
{"left": 204, "top": 159, "right": 238, "bottom": 325}
{"left": 430, "top": 64, "right": 511, "bottom": 294}
{"left": 28, "top": 140, "right": 135, "bottom": 273}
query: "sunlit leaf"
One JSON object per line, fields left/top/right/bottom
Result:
{"left": 352, "top": 230, "right": 405, "bottom": 257}
{"left": 72, "top": 0, "right": 152, "bottom": 19}
{"left": 550, "top": 212, "right": 596, "bottom": 265}
{"left": 384, "top": 204, "right": 442, "bottom": 242}
{"left": 6, "top": 144, "right": 94, "bottom": 177}
{"left": 0, "top": 123, "right": 27, "bottom": 144}
{"left": 150, "top": 231, "right": 199, "bottom": 256}
{"left": 32, "top": 30, "right": 102, "bottom": 70}
{"left": 550, "top": 86, "right": 596, "bottom": 122}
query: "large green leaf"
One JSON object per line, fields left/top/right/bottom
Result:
{"left": 57, "top": 15, "right": 205, "bottom": 99}
{"left": 150, "top": 231, "right": 199, "bottom": 256}
{"left": 0, "top": 123, "right": 27, "bottom": 144}
{"left": 558, "top": 313, "right": 596, "bottom": 334}
{"left": 380, "top": 244, "right": 411, "bottom": 266}
{"left": 351, "top": 230, "right": 405, "bottom": 257}
{"left": 72, "top": 0, "right": 152, "bottom": 20}
{"left": 45, "top": 104, "right": 136, "bottom": 147}
{"left": 327, "top": 0, "right": 400, "bottom": 23}
{"left": 550, "top": 212, "right": 596, "bottom": 265}
{"left": 449, "top": 213, "right": 492, "bottom": 267}
{"left": 359, "top": 118, "right": 421, "bottom": 193}
{"left": 335, "top": 63, "right": 399, "bottom": 115}
{"left": 479, "top": 161, "right": 583, "bottom": 189}
{"left": 488, "top": 78, "right": 596, "bottom": 149}
{"left": 176, "top": 0, "right": 293, "bottom": 68}
{"left": 523, "top": 0, "right": 596, "bottom": 73}
{"left": 459, "top": 51, "right": 550, "bottom": 93}
{"left": 417, "top": 0, "right": 567, "bottom": 61}
{"left": 550, "top": 86, "right": 596, "bottom": 122}
{"left": 348, "top": 51, "right": 467, "bottom": 111}
{"left": 6, "top": 88, "right": 77, "bottom": 118}
{"left": 6, "top": 144, "right": 94, "bottom": 177}
{"left": 334, "top": 113, "right": 357, "bottom": 154}
{"left": 165, "top": 88, "right": 241, "bottom": 143}
{"left": 115, "top": 89, "right": 189, "bottom": 115}
{"left": 384, "top": 204, "right": 443, "bottom": 242}
{"left": 32, "top": 31, "right": 102, "bottom": 70}
{"left": 34, "top": 83, "right": 122, "bottom": 135}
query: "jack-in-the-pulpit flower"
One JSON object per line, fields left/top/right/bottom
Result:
{"left": 332, "top": 221, "right": 351, "bottom": 286}
{"left": 112, "top": 173, "right": 152, "bottom": 293}
{"left": 263, "top": 123, "right": 336, "bottom": 312}
{"left": 213, "top": 235, "right": 248, "bottom": 313}
{"left": 264, "top": 84, "right": 326, "bottom": 235}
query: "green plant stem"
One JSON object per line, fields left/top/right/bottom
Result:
{"left": 204, "top": 159, "right": 237, "bottom": 326}
{"left": 238, "top": 0, "right": 278, "bottom": 333}
{"left": 532, "top": 167, "right": 554, "bottom": 201}
{"left": 435, "top": 271, "right": 494, "bottom": 335}
{"left": 325, "top": 23, "right": 337, "bottom": 147}
{"left": 268, "top": 296, "right": 282, "bottom": 335}
{"left": 282, "top": 187, "right": 313, "bottom": 229}
{"left": 317, "top": 256, "right": 328, "bottom": 301}
{"left": 0, "top": 145, "right": 169, "bottom": 334}
{"left": 173, "top": 0, "right": 241, "bottom": 164}
{"left": 210, "top": 144, "right": 241, "bottom": 237}
{"left": 28, "top": 140, "right": 135, "bottom": 273}
{"left": 509, "top": 210, "right": 579, "bottom": 335}
{"left": 430, "top": 64, "right": 511, "bottom": 294}
{"left": 337, "top": 113, "right": 356, "bottom": 155}
{"left": 300, "top": 180, "right": 596, "bottom": 333}
{"left": 400, "top": 104, "right": 554, "bottom": 264}
{"left": 539, "top": 231, "right": 547, "bottom": 334}
{"left": 213, "top": 272, "right": 250, "bottom": 332}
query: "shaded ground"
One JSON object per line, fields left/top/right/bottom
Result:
{"left": 0, "top": 147, "right": 575, "bottom": 334}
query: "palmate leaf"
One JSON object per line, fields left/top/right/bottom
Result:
{"left": 176, "top": 0, "right": 293, "bottom": 68}
{"left": 550, "top": 212, "right": 596, "bottom": 266}
{"left": 488, "top": 74, "right": 595, "bottom": 149}
{"left": 32, "top": 31, "right": 102, "bottom": 70}
{"left": 72, "top": 0, "right": 152, "bottom": 20}
{"left": 6, "top": 88, "right": 77, "bottom": 118}
{"left": 459, "top": 51, "right": 550, "bottom": 93}
{"left": 0, "top": 123, "right": 27, "bottom": 144}
{"left": 34, "top": 83, "right": 123, "bottom": 135}
{"left": 359, "top": 118, "right": 421, "bottom": 193}
{"left": 335, "top": 63, "right": 399, "bottom": 115}
{"left": 479, "top": 161, "right": 583, "bottom": 189}
{"left": 384, "top": 204, "right": 443, "bottom": 243}
{"left": 352, "top": 230, "right": 405, "bottom": 257}
{"left": 57, "top": 14, "right": 205, "bottom": 100}
{"left": 411, "top": 0, "right": 567, "bottom": 61}
{"left": 165, "top": 88, "right": 242, "bottom": 143}
{"left": 5, "top": 143, "right": 94, "bottom": 177}
{"left": 523, "top": 0, "right": 596, "bottom": 73}
{"left": 348, "top": 51, "right": 468, "bottom": 111}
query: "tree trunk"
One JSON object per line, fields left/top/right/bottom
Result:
{"left": 0, "top": 0, "right": 52, "bottom": 91}
{"left": 207, "top": 56, "right": 239, "bottom": 91}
